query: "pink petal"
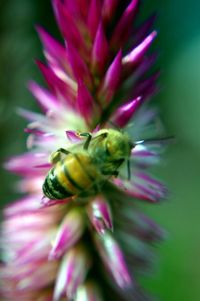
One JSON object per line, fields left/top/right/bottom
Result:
{"left": 91, "top": 21, "right": 109, "bottom": 74}
{"left": 92, "top": 124, "right": 101, "bottom": 133}
{"left": 94, "top": 233, "right": 132, "bottom": 289}
{"left": 122, "top": 31, "right": 157, "bottom": 73}
{"left": 28, "top": 81, "right": 60, "bottom": 112}
{"left": 133, "top": 52, "right": 158, "bottom": 80}
{"left": 24, "top": 128, "right": 44, "bottom": 135}
{"left": 87, "top": 196, "right": 113, "bottom": 234}
{"left": 36, "top": 60, "right": 76, "bottom": 104}
{"left": 132, "top": 13, "right": 157, "bottom": 46}
{"left": 4, "top": 153, "right": 49, "bottom": 176}
{"left": 87, "top": 0, "right": 102, "bottom": 40}
{"left": 17, "top": 107, "right": 46, "bottom": 123}
{"left": 102, "top": 0, "right": 119, "bottom": 24}
{"left": 36, "top": 26, "right": 72, "bottom": 75}
{"left": 98, "top": 50, "right": 122, "bottom": 105}
{"left": 114, "top": 172, "right": 168, "bottom": 203}
{"left": 65, "top": 130, "right": 82, "bottom": 143}
{"left": 53, "top": 247, "right": 90, "bottom": 300}
{"left": 134, "top": 213, "right": 165, "bottom": 242}
{"left": 15, "top": 261, "right": 58, "bottom": 290}
{"left": 76, "top": 0, "right": 90, "bottom": 20}
{"left": 49, "top": 209, "right": 84, "bottom": 260}
{"left": 67, "top": 44, "right": 92, "bottom": 88}
{"left": 76, "top": 80, "right": 96, "bottom": 123}
{"left": 132, "top": 144, "right": 160, "bottom": 166}
{"left": 3, "top": 196, "right": 43, "bottom": 217}
{"left": 53, "top": 0, "right": 88, "bottom": 60}
{"left": 111, "top": 0, "right": 139, "bottom": 49}
{"left": 40, "top": 197, "right": 71, "bottom": 208}
{"left": 112, "top": 96, "right": 142, "bottom": 128}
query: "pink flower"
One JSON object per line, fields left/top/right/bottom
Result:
{"left": 0, "top": 1, "right": 169, "bottom": 300}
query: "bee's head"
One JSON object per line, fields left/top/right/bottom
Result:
{"left": 104, "top": 129, "right": 131, "bottom": 160}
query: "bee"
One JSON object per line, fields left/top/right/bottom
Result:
{"left": 42, "top": 129, "right": 132, "bottom": 200}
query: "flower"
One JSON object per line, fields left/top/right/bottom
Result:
{"left": 0, "top": 1, "right": 169, "bottom": 300}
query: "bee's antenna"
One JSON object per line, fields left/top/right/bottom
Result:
{"left": 134, "top": 136, "right": 175, "bottom": 146}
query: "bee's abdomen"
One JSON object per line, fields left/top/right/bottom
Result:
{"left": 42, "top": 168, "right": 73, "bottom": 200}
{"left": 43, "top": 153, "right": 97, "bottom": 200}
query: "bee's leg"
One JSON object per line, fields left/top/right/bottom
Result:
{"left": 80, "top": 132, "right": 92, "bottom": 150}
{"left": 127, "top": 159, "right": 131, "bottom": 180}
{"left": 50, "top": 148, "right": 70, "bottom": 164}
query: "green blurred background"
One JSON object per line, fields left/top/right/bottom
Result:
{"left": 0, "top": 1, "right": 200, "bottom": 300}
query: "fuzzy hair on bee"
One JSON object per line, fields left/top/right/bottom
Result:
{"left": 42, "top": 129, "right": 132, "bottom": 200}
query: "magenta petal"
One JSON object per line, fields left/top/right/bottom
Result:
{"left": 17, "top": 107, "right": 46, "bottom": 123}
{"left": 94, "top": 233, "right": 132, "bottom": 289}
{"left": 40, "top": 197, "right": 71, "bottom": 208}
{"left": 3, "top": 196, "right": 41, "bottom": 217}
{"left": 132, "top": 144, "right": 160, "bottom": 166}
{"left": 4, "top": 153, "right": 48, "bottom": 176}
{"left": 76, "top": 81, "right": 95, "bottom": 123}
{"left": 60, "top": 1, "right": 83, "bottom": 20}
{"left": 92, "top": 124, "right": 101, "bottom": 133}
{"left": 111, "top": 0, "right": 139, "bottom": 49}
{"left": 134, "top": 71, "right": 160, "bottom": 100}
{"left": 91, "top": 21, "right": 109, "bottom": 74}
{"left": 87, "top": 0, "right": 102, "bottom": 40}
{"left": 134, "top": 52, "right": 158, "bottom": 80}
{"left": 87, "top": 196, "right": 113, "bottom": 234}
{"left": 123, "top": 31, "right": 157, "bottom": 71}
{"left": 132, "top": 14, "right": 157, "bottom": 46}
{"left": 102, "top": 0, "right": 119, "bottom": 24}
{"left": 134, "top": 213, "right": 165, "bottom": 242}
{"left": 76, "top": 0, "right": 90, "bottom": 20}
{"left": 36, "top": 26, "right": 71, "bottom": 75}
{"left": 28, "top": 81, "right": 59, "bottom": 112}
{"left": 49, "top": 210, "right": 84, "bottom": 260}
{"left": 114, "top": 172, "right": 168, "bottom": 203}
{"left": 112, "top": 96, "right": 142, "bottom": 128}
{"left": 134, "top": 171, "right": 168, "bottom": 199}
{"left": 53, "top": 247, "right": 90, "bottom": 300}
{"left": 34, "top": 163, "right": 52, "bottom": 169}
{"left": 24, "top": 128, "right": 44, "bottom": 135}
{"left": 65, "top": 130, "right": 82, "bottom": 143}
{"left": 53, "top": 0, "right": 88, "bottom": 60}
{"left": 36, "top": 60, "right": 75, "bottom": 104}
{"left": 67, "top": 44, "right": 92, "bottom": 88}
{"left": 98, "top": 50, "right": 122, "bottom": 104}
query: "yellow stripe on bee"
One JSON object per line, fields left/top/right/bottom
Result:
{"left": 66, "top": 154, "right": 96, "bottom": 188}
{"left": 55, "top": 153, "right": 97, "bottom": 195}
{"left": 55, "top": 161, "right": 79, "bottom": 194}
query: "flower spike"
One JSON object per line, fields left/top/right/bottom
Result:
{"left": 0, "top": 1, "right": 171, "bottom": 301}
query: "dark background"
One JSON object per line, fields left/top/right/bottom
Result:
{"left": 0, "top": 1, "right": 200, "bottom": 300}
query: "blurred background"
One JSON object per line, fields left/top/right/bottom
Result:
{"left": 0, "top": 0, "right": 199, "bottom": 300}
